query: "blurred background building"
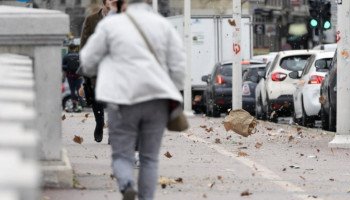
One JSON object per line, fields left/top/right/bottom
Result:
{"left": 0, "top": 0, "right": 337, "bottom": 55}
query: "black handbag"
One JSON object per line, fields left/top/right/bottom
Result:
{"left": 126, "top": 13, "right": 189, "bottom": 132}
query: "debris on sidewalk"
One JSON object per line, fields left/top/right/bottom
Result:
{"left": 255, "top": 142, "right": 263, "bottom": 148}
{"left": 289, "top": 165, "right": 300, "bottom": 169}
{"left": 208, "top": 182, "right": 215, "bottom": 188}
{"left": 222, "top": 109, "right": 257, "bottom": 137}
{"left": 158, "top": 176, "right": 183, "bottom": 189}
{"left": 164, "top": 151, "right": 173, "bottom": 158}
{"left": 241, "top": 189, "right": 252, "bottom": 196}
{"left": 237, "top": 151, "right": 248, "bottom": 157}
{"left": 73, "top": 135, "right": 84, "bottom": 144}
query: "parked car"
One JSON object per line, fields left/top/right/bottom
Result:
{"left": 252, "top": 52, "right": 278, "bottom": 63}
{"left": 62, "top": 77, "right": 73, "bottom": 111}
{"left": 241, "top": 59, "right": 265, "bottom": 72}
{"left": 255, "top": 62, "right": 272, "bottom": 120}
{"left": 313, "top": 43, "right": 337, "bottom": 52}
{"left": 202, "top": 61, "right": 232, "bottom": 117}
{"left": 290, "top": 51, "right": 334, "bottom": 127}
{"left": 320, "top": 49, "right": 337, "bottom": 131}
{"left": 201, "top": 60, "right": 265, "bottom": 117}
{"left": 255, "top": 50, "right": 322, "bottom": 122}
{"left": 242, "top": 64, "right": 267, "bottom": 115}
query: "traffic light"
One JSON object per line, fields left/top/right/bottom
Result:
{"left": 322, "top": 1, "right": 331, "bottom": 30}
{"left": 308, "top": 0, "right": 332, "bottom": 30}
{"left": 308, "top": 0, "right": 319, "bottom": 28}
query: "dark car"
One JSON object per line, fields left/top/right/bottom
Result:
{"left": 202, "top": 60, "right": 266, "bottom": 117}
{"left": 320, "top": 50, "right": 337, "bottom": 131}
{"left": 202, "top": 61, "right": 232, "bottom": 117}
{"left": 242, "top": 64, "right": 267, "bottom": 115}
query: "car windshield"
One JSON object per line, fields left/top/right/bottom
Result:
{"left": 219, "top": 64, "right": 232, "bottom": 76}
{"left": 279, "top": 55, "right": 311, "bottom": 71}
{"left": 242, "top": 67, "right": 265, "bottom": 83}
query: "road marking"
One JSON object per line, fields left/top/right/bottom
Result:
{"left": 181, "top": 133, "right": 322, "bottom": 200}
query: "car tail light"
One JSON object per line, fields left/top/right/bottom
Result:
{"left": 273, "top": 104, "right": 281, "bottom": 109}
{"left": 271, "top": 72, "right": 287, "bottom": 81}
{"left": 216, "top": 100, "right": 225, "bottom": 104}
{"left": 62, "top": 84, "right": 65, "bottom": 93}
{"left": 242, "top": 84, "right": 251, "bottom": 96}
{"left": 308, "top": 75, "right": 324, "bottom": 84}
{"left": 217, "top": 75, "right": 226, "bottom": 84}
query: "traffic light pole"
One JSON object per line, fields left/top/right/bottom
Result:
{"left": 318, "top": 15, "right": 323, "bottom": 45}
{"left": 231, "top": 0, "right": 242, "bottom": 110}
{"left": 183, "top": 0, "right": 193, "bottom": 116}
{"left": 152, "top": 0, "right": 158, "bottom": 13}
{"left": 329, "top": 0, "right": 350, "bottom": 148}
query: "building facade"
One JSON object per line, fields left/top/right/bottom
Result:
{"left": 1, "top": 0, "right": 335, "bottom": 54}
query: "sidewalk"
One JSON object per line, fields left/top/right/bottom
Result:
{"left": 42, "top": 110, "right": 350, "bottom": 200}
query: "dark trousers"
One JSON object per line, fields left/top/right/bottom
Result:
{"left": 67, "top": 77, "right": 82, "bottom": 103}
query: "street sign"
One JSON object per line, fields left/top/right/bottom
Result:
{"left": 16, "top": 0, "right": 28, "bottom": 2}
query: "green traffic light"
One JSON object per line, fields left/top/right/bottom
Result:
{"left": 324, "top": 21, "right": 331, "bottom": 29}
{"left": 310, "top": 19, "right": 318, "bottom": 27}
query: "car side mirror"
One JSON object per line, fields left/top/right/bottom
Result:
{"left": 289, "top": 71, "right": 300, "bottom": 79}
{"left": 202, "top": 75, "right": 209, "bottom": 83}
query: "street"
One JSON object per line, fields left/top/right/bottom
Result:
{"left": 43, "top": 111, "right": 350, "bottom": 200}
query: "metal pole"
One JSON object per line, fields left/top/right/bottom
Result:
{"left": 329, "top": 0, "right": 350, "bottom": 148}
{"left": 152, "top": 0, "right": 158, "bottom": 13}
{"left": 318, "top": 0, "right": 323, "bottom": 45}
{"left": 231, "top": 0, "right": 242, "bottom": 110}
{"left": 183, "top": 0, "right": 192, "bottom": 114}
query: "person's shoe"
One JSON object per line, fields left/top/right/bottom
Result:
{"left": 73, "top": 105, "right": 82, "bottom": 113}
{"left": 94, "top": 123, "right": 103, "bottom": 143}
{"left": 122, "top": 188, "right": 137, "bottom": 200}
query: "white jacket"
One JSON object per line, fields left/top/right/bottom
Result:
{"left": 80, "top": 3, "right": 186, "bottom": 105}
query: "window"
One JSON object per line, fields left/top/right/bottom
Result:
{"left": 219, "top": 64, "right": 232, "bottom": 77}
{"left": 75, "top": 0, "right": 81, "bottom": 5}
{"left": 60, "top": 0, "right": 66, "bottom": 5}
{"left": 280, "top": 55, "right": 311, "bottom": 71}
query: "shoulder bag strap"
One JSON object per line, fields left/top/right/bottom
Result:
{"left": 125, "top": 12, "right": 161, "bottom": 65}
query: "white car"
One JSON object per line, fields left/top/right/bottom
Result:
{"left": 257, "top": 50, "right": 322, "bottom": 122}
{"left": 291, "top": 51, "right": 334, "bottom": 127}
{"left": 252, "top": 52, "right": 278, "bottom": 63}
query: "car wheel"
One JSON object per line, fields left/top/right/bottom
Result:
{"left": 292, "top": 111, "right": 301, "bottom": 125}
{"left": 321, "top": 105, "right": 329, "bottom": 131}
{"left": 328, "top": 105, "right": 336, "bottom": 132}
{"left": 206, "top": 96, "right": 213, "bottom": 117}
{"left": 62, "top": 96, "right": 73, "bottom": 112}
{"left": 266, "top": 99, "right": 277, "bottom": 123}
{"left": 301, "top": 98, "right": 314, "bottom": 128}
{"left": 255, "top": 95, "right": 265, "bottom": 120}
{"left": 212, "top": 104, "right": 220, "bottom": 118}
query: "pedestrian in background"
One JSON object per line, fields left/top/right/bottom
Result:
{"left": 62, "top": 44, "right": 83, "bottom": 113}
{"left": 80, "top": 0, "right": 186, "bottom": 199}
{"left": 80, "top": 0, "right": 111, "bottom": 143}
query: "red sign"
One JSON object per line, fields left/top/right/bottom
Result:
{"left": 233, "top": 44, "right": 241, "bottom": 54}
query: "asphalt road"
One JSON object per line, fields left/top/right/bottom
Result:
{"left": 42, "top": 111, "right": 350, "bottom": 200}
